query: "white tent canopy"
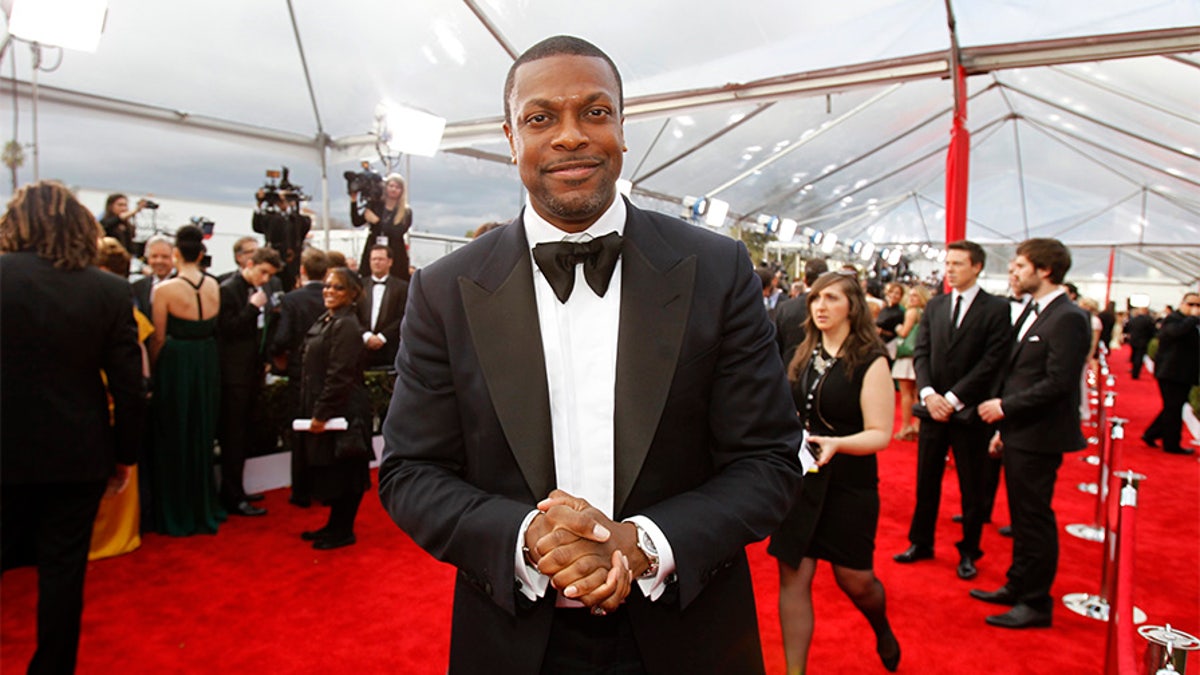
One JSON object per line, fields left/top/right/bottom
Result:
{"left": 3, "top": 0, "right": 1199, "bottom": 294}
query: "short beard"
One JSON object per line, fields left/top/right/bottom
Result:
{"left": 539, "top": 182, "right": 615, "bottom": 224}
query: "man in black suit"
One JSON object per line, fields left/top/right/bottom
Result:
{"left": 270, "top": 248, "right": 330, "bottom": 506}
{"left": 773, "top": 258, "right": 828, "bottom": 364}
{"left": 130, "top": 235, "right": 175, "bottom": 317}
{"left": 1, "top": 181, "right": 145, "bottom": 674}
{"left": 357, "top": 245, "right": 408, "bottom": 370}
{"left": 1125, "top": 306, "right": 1157, "bottom": 380}
{"left": 1143, "top": 292, "right": 1200, "bottom": 455}
{"left": 217, "top": 246, "right": 283, "bottom": 516}
{"left": 377, "top": 36, "right": 804, "bottom": 674}
{"left": 973, "top": 238, "right": 1091, "bottom": 629}
{"left": 894, "top": 240, "right": 1011, "bottom": 580}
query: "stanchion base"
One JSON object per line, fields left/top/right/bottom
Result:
{"left": 1077, "top": 482, "right": 1098, "bottom": 494}
{"left": 1062, "top": 593, "right": 1146, "bottom": 623}
{"left": 1084, "top": 455, "right": 1100, "bottom": 466}
{"left": 1065, "top": 523, "right": 1105, "bottom": 542}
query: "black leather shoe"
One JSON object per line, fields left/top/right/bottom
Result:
{"left": 288, "top": 496, "right": 311, "bottom": 508}
{"left": 876, "top": 630, "right": 900, "bottom": 672}
{"left": 300, "top": 528, "right": 330, "bottom": 542}
{"left": 998, "top": 525, "right": 1013, "bottom": 537}
{"left": 1164, "top": 446, "right": 1196, "bottom": 455}
{"left": 969, "top": 586, "right": 1017, "bottom": 606}
{"left": 229, "top": 501, "right": 267, "bottom": 517}
{"left": 957, "top": 554, "right": 979, "bottom": 580}
{"left": 313, "top": 533, "right": 356, "bottom": 550}
{"left": 244, "top": 493, "right": 265, "bottom": 502}
{"left": 1141, "top": 434, "right": 1159, "bottom": 448}
{"left": 985, "top": 604, "right": 1052, "bottom": 629}
{"left": 893, "top": 545, "right": 933, "bottom": 563}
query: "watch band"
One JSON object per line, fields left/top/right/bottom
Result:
{"left": 633, "top": 523, "right": 660, "bottom": 580}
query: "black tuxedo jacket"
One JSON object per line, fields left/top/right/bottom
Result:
{"left": 1125, "top": 313, "right": 1156, "bottom": 348}
{"left": 996, "top": 294, "right": 1091, "bottom": 453}
{"left": 912, "top": 288, "right": 1011, "bottom": 423}
{"left": 271, "top": 281, "right": 325, "bottom": 378}
{"left": 218, "top": 273, "right": 269, "bottom": 387}
{"left": 356, "top": 275, "right": 408, "bottom": 369}
{"left": 378, "top": 200, "right": 804, "bottom": 674}
{"left": 1, "top": 253, "right": 145, "bottom": 483}
{"left": 1153, "top": 311, "right": 1200, "bottom": 386}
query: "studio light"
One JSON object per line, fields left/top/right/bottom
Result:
{"left": 859, "top": 242, "right": 875, "bottom": 262}
{"left": 705, "top": 198, "right": 729, "bottom": 227}
{"left": 377, "top": 103, "right": 445, "bottom": 157}
{"left": 821, "top": 233, "right": 838, "bottom": 254}
{"left": 779, "top": 218, "right": 798, "bottom": 242}
{"left": 8, "top": 0, "right": 108, "bottom": 53}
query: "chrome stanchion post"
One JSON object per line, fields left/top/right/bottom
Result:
{"left": 1140, "top": 624, "right": 1200, "bottom": 674}
{"left": 1065, "top": 469, "right": 1146, "bottom": 624}
{"left": 1085, "top": 388, "right": 1116, "bottom": 469}
{"left": 1069, "top": 417, "right": 1126, "bottom": 542}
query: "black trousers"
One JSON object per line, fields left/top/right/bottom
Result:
{"left": 980, "top": 455, "right": 1004, "bottom": 523}
{"left": 218, "top": 383, "right": 259, "bottom": 506}
{"left": 1002, "top": 448, "right": 1063, "bottom": 612}
{"left": 1145, "top": 378, "right": 1194, "bottom": 453}
{"left": 1130, "top": 345, "right": 1148, "bottom": 379}
{"left": 541, "top": 607, "right": 646, "bottom": 675}
{"left": 908, "top": 418, "right": 993, "bottom": 558}
{"left": 281, "top": 376, "right": 310, "bottom": 502}
{"left": 2, "top": 480, "right": 107, "bottom": 675}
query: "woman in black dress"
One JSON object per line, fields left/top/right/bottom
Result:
{"left": 769, "top": 271, "right": 899, "bottom": 673}
{"left": 351, "top": 173, "right": 412, "bottom": 280}
{"left": 298, "top": 267, "right": 372, "bottom": 549}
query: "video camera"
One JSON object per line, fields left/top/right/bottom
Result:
{"left": 257, "top": 166, "right": 310, "bottom": 211}
{"left": 343, "top": 161, "right": 384, "bottom": 204}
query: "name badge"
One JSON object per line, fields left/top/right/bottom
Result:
{"left": 376, "top": 236, "right": 389, "bottom": 247}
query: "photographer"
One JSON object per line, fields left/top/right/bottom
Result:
{"left": 350, "top": 172, "right": 411, "bottom": 280}
{"left": 101, "top": 193, "right": 156, "bottom": 252}
{"left": 253, "top": 169, "right": 311, "bottom": 291}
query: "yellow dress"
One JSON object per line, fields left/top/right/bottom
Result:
{"left": 88, "top": 307, "right": 153, "bottom": 560}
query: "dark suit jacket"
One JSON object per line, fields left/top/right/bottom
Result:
{"left": 356, "top": 275, "right": 408, "bottom": 369}
{"left": 1, "top": 253, "right": 145, "bottom": 483}
{"left": 271, "top": 281, "right": 326, "bottom": 378}
{"left": 996, "top": 294, "right": 1091, "bottom": 453}
{"left": 377, "top": 200, "right": 804, "bottom": 674}
{"left": 912, "top": 288, "right": 1011, "bottom": 423}
{"left": 1126, "top": 313, "right": 1156, "bottom": 348}
{"left": 218, "top": 273, "right": 268, "bottom": 388}
{"left": 1153, "top": 311, "right": 1200, "bottom": 386}
{"left": 773, "top": 292, "right": 808, "bottom": 365}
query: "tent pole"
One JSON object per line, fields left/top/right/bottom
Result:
{"left": 320, "top": 143, "right": 329, "bottom": 250}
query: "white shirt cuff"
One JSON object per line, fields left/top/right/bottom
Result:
{"left": 361, "top": 331, "right": 373, "bottom": 344}
{"left": 376, "top": 333, "right": 387, "bottom": 344}
{"left": 624, "top": 515, "right": 676, "bottom": 602}
{"left": 514, "top": 510, "right": 550, "bottom": 601}
{"left": 945, "top": 391, "right": 964, "bottom": 411}
{"left": 919, "top": 387, "right": 937, "bottom": 405}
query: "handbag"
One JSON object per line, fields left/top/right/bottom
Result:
{"left": 896, "top": 322, "right": 919, "bottom": 358}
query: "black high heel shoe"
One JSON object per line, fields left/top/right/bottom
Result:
{"left": 877, "top": 630, "right": 900, "bottom": 672}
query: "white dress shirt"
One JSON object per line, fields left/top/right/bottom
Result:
{"left": 1017, "top": 288, "right": 1065, "bottom": 342}
{"left": 361, "top": 277, "right": 389, "bottom": 344}
{"left": 513, "top": 196, "right": 676, "bottom": 604}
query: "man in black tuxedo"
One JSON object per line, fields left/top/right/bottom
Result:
{"left": 357, "top": 245, "right": 408, "bottom": 370}
{"left": 1143, "top": 292, "right": 1200, "bottom": 455}
{"left": 1, "top": 181, "right": 145, "bottom": 674}
{"left": 130, "top": 235, "right": 175, "bottom": 317}
{"left": 377, "top": 36, "right": 803, "bottom": 674}
{"left": 217, "top": 246, "right": 283, "bottom": 516}
{"left": 894, "top": 240, "right": 1010, "bottom": 580}
{"left": 973, "top": 238, "right": 1091, "bottom": 629}
{"left": 773, "top": 258, "right": 828, "bottom": 364}
{"left": 1125, "top": 306, "right": 1156, "bottom": 380}
{"left": 270, "top": 248, "right": 330, "bottom": 506}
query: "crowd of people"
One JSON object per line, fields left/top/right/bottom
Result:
{"left": 2, "top": 33, "right": 1197, "bottom": 675}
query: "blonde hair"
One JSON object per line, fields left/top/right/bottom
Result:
{"left": 0, "top": 181, "right": 102, "bottom": 270}
{"left": 907, "top": 285, "right": 932, "bottom": 309}
{"left": 384, "top": 173, "right": 410, "bottom": 225}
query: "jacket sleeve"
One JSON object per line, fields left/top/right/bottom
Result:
{"left": 312, "top": 315, "right": 365, "bottom": 420}
{"left": 376, "top": 281, "right": 408, "bottom": 343}
{"left": 912, "top": 302, "right": 935, "bottom": 394}
{"left": 105, "top": 293, "right": 146, "bottom": 466}
{"left": 218, "top": 282, "right": 261, "bottom": 339}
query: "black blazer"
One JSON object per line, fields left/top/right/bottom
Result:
{"left": 1, "top": 253, "right": 145, "bottom": 483}
{"left": 356, "top": 275, "right": 408, "bottom": 369}
{"left": 377, "top": 199, "right": 804, "bottom": 674}
{"left": 271, "top": 281, "right": 326, "bottom": 378}
{"left": 1126, "top": 313, "right": 1156, "bottom": 348}
{"left": 218, "top": 273, "right": 267, "bottom": 387}
{"left": 912, "top": 288, "right": 1011, "bottom": 423}
{"left": 773, "top": 292, "right": 808, "bottom": 365}
{"left": 996, "top": 294, "right": 1091, "bottom": 453}
{"left": 1153, "top": 311, "right": 1200, "bottom": 386}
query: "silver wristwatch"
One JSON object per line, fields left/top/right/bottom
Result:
{"left": 633, "top": 523, "right": 660, "bottom": 580}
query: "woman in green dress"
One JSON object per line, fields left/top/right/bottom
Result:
{"left": 147, "top": 225, "right": 225, "bottom": 535}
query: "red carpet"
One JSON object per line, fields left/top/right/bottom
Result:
{"left": 3, "top": 345, "right": 1197, "bottom": 673}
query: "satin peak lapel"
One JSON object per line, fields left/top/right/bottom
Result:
{"left": 459, "top": 246, "right": 555, "bottom": 501}
{"left": 612, "top": 236, "right": 695, "bottom": 516}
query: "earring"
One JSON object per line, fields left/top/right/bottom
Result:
{"left": 511, "top": 156, "right": 517, "bottom": 164}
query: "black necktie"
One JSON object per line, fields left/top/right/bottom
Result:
{"left": 532, "top": 232, "right": 622, "bottom": 303}
{"left": 951, "top": 294, "right": 963, "bottom": 331}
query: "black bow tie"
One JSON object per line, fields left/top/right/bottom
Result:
{"left": 371, "top": 278, "right": 388, "bottom": 286}
{"left": 532, "top": 232, "right": 623, "bottom": 303}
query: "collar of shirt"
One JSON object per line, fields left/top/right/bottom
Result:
{"left": 951, "top": 283, "right": 981, "bottom": 324}
{"left": 523, "top": 195, "right": 626, "bottom": 250}
{"left": 1033, "top": 288, "right": 1066, "bottom": 314}
{"left": 372, "top": 276, "right": 388, "bottom": 284}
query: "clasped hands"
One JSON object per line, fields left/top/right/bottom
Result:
{"left": 523, "top": 489, "right": 648, "bottom": 615}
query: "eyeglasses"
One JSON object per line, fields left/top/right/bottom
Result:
{"left": 1185, "top": 301, "right": 1200, "bottom": 308}
{"left": 323, "top": 283, "right": 347, "bottom": 291}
